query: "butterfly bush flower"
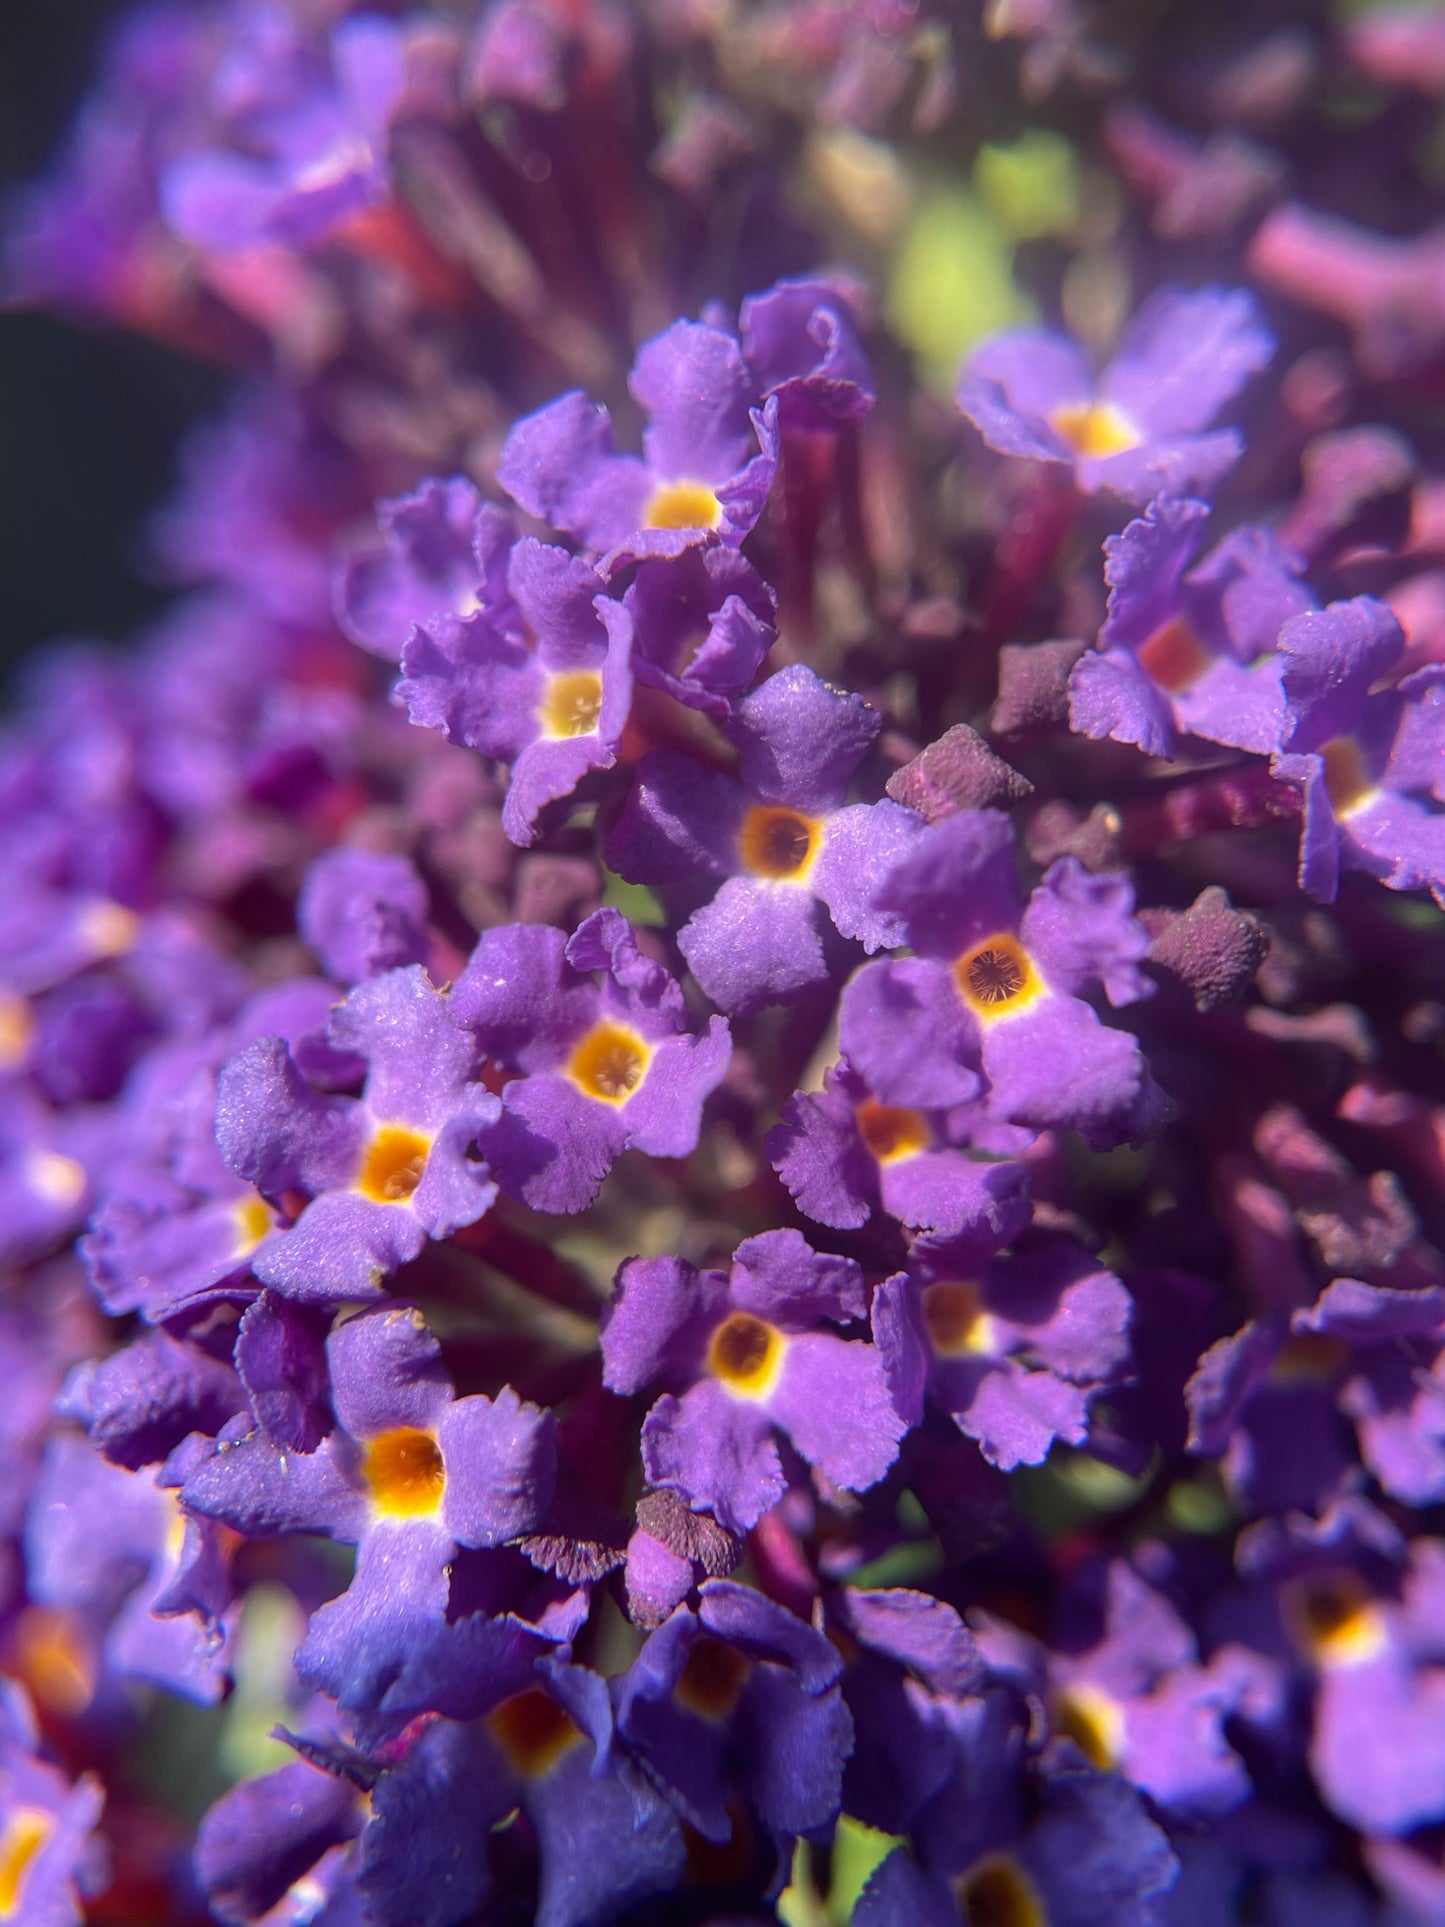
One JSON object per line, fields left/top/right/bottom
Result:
{"left": 451, "top": 908, "right": 730, "bottom": 1213}
{"left": 739, "top": 275, "right": 874, "bottom": 430}
{"left": 216, "top": 965, "right": 500, "bottom": 1301}
{"left": 607, "top": 665, "right": 923, "bottom": 1014}
{"left": 27, "top": 1432, "right": 238, "bottom": 1704}
{"left": 335, "top": 475, "right": 519, "bottom": 664}
{"left": 498, "top": 317, "right": 780, "bottom": 557}
{"left": 874, "top": 1235, "right": 1133, "bottom": 1470}
{"left": 841, "top": 809, "right": 1166, "bottom": 1148}
{"left": 613, "top": 1578, "right": 853, "bottom": 1845}
{"left": 80, "top": 977, "right": 345, "bottom": 1323}
{"left": 615, "top": 542, "right": 776, "bottom": 718}
{"left": 354, "top": 1657, "right": 685, "bottom": 1927}
{"left": 296, "top": 847, "right": 429, "bottom": 985}
{"left": 767, "top": 1056, "right": 1034, "bottom": 1235}
{"left": 601, "top": 1228, "right": 905, "bottom": 1534}
{"left": 160, "top": 12, "right": 408, "bottom": 255}
{"left": 397, "top": 536, "right": 633, "bottom": 847}
{"left": 1271, "top": 608, "right": 1445, "bottom": 903}
{"left": 182, "top": 1303, "right": 557, "bottom": 1707}
{"left": 957, "top": 285, "right": 1275, "bottom": 505}
{"left": 1068, "top": 495, "right": 1313, "bottom": 758}
{"left": 0, "top": 1681, "right": 106, "bottom": 1926}
{"left": 857, "top": 1731, "right": 1179, "bottom": 1927}
{"left": 13, "top": 3, "right": 1445, "bottom": 1922}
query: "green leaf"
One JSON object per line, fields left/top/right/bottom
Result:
{"left": 886, "top": 186, "right": 1036, "bottom": 394}
{"left": 976, "top": 131, "right": 1080, "bottom": 241}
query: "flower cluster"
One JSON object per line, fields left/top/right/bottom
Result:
{"left": 4, "top": 1, "right": 1445, "bottom": 1923}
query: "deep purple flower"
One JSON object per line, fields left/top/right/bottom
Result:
{"left": 856, "top": 1746, "right": 1178, "bottom": 1927}
{"left": 1068, "top": 497, "right": 1312, "bottom": 758}
{"left": 874, "top": 1236, "right": 1133, "bottom": 1470}
{"left": 449, "top": 909, "right": 730, "bottom": 1214}
{"left": 1272, "top": 630, "right": 1444, "bottom": 904}
{"left": 608, "top": 665, "right": 922, "bottom": 1013}
{"left": 958, "top": 285, "right": 1274, "bottom": 505}
{"left": 601, "top": 1228, "right": 905, "bottom": 1533}
{"left": 497, "top": 318, "right": 779, "bottom": 557}
{"left": 80, "top": 977, "right": 346, "bottom": 1324}
{"left": 840, "top": 810, "right": 1165, "bottom": 1148}
{"left": 182, "top": 1303, "right": 557, "bottom": 1708}
{"left": 161, "top": 13, "right": 408, "bottom": 255}
{"left": 216, "top": 966, "right": 499, "bottom": 1302}
{"left": 767, "top": 1056, "right": 1034, "bottom": 1235}
{"left": 613, "top": 1578, "right": 853, "bottom": 1844}
{"left": 0, "top": 1681, "right": 106, "bottom": 1927}
{"left": 363, "top": 1659, "right": 684, "bottom": 1927}
{"left": 27, "top": 1433, "right": 237, "bottom": 1704}
{"left": 195, "top": 1756, "right": 364, "bottom": 1927}
{"left": 334, "top": 476, "right": 518, "bottom": 664}
{"left": 396, "top": 536, "right": 633, "bottom": 848}
{"left": 739, "top": 275, "right": 874, "bottom": 431}
{"left": 297, "top": 847, "right": 429, "bottom": 985}
{"left": 614, "top": 543, "right": 776, "bottom": 718}
{"left": 829, "top": 1586, "right": 987, "bottom": 1838}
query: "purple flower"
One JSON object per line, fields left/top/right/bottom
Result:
{"left": 839, "top": 810, "right": 1165, "bottom": 1148}
{"left": 396, "top": 537, "right": 633, "bottom": 848}
{"left": 26, "top": 1433, "right": 237, "bottom": 1704}
{"left": 958, "top": 285, "right": 1274, "bottom": 505}
{"left": 766, "top": 1056, "right": 1034, "bottom": 1236}
{"left": 80, "top": 978, "right": 345, "bottom": 1324}
{"left": 195, "top": 1757, "right": 364, "bottom": 1927}
{"left": 356, "top": 1659, "right": 685, "bottom": 1927}
{"left": 1031, "top": 1559, "right": 1250, "bottom": 1819}
{"left": 608, "top": 665, "right": 922, "bottom": 1013}
{"left": 334, "top": 477, "right": 518, "bottom": 664}
{"left": 1272, "top": 634, "right": 1445, "bottom": 904}
{"left": 739, "top": 275, "right": 874, "bottom": 431}
{"left": 1068, "top": 497, "right": 1312, "bottom": 758}
{"left": 601, "top": 1228, "right": 905, "bottom": 1533}
{"left": 497, "top": 318, "right": 779, "bottom": 557}
{"left": 297, "top": 847, "right": 429, "bottom": 985}
{"left": 450, "top": 909, "right": 731, "bottom": 1214}
{"left": 874, "top": 1236, "right": 1133, "bottom": 1470}
{"left": 0, "top": 1681, "right": 106, "bottom": 1927}
{"left": 857, "top": 1748, "right": 1178, "bottom": 1927}
{"left": 617, "top": 543, "right": 776, "bottom": 718}
{"left": 613, "top": 1578, "right": 853, "bottom": 1843}
{"left": 829, "top": 1586, "right": 986, "bottom": 1837}
{"left": 160, "top": 13, "right": 408, "bottom": 255}
{"left": 182, "top": 1303, "right": 556, "bottom": 1708}
{"left": 216, "top": 966, "right": 500, "bottom": 1302}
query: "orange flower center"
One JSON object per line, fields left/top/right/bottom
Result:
{"left": 539, "top": 669, "right": 605, "bottom": 739}
{"left": 642, "top": 478, "right": 723, "bottom": 532}
{"left": 1052, "top": 1682, "right": 1125, "bottom": 1770}
{"left": 1320, "top": 737, "right": 1377, "bottom": 816}
{"left": 362, "top": 1427, "right": 446, "bottom": 1518}
{"left": 707, "top": 1311, "right": 786, "bottom": 1399}
{"left": 954, "top": 1853, "right": 1047, "bottom": 1927}
{"left": 1135, "top": 614, "right": 1214, "bottom": 693}
{"left": 674, "top": 1636, "right": 751, "bottom": 1722}
{"left": 488, "top": 1688, "right": 585, "bottom": 1778}
{"left": 920, "top": 1280, "right": 995, "bottom": 1358}
{"left": 855, "top": 1098, "right": 932, "bottom": 1164}
{"left": 0, "top": 1810, "right": 53, "bottom": 1920}
{"left": 737, "top": 805, "right": 821, "bottom": 881}
{"left": 357, "top": 1125, "right": 432, "bottom": 1203}
{"left": 566, "top": 1021, "right": 652, "bottom": 1104}
{"left": 954, "top": 933, "right": 1040, "bottom": 1020}
{"left": 1049, "top": 398, "right": 1140, "bottom": 460}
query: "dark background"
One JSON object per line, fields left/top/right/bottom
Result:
{"left": 0, "top": 0, "right": 225, "bottom": 683}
